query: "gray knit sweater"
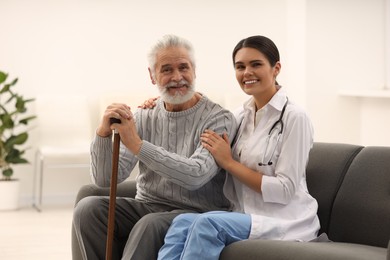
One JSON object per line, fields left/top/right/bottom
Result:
{"left": 90, "top": 94, "right": 237, "bottom": 212}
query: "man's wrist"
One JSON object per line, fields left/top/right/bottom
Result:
{"left": 132, "top": 140, "right": 143, "bottom": 155}
{"left": 96, "top": 127, "right": 112, "bottom": 138}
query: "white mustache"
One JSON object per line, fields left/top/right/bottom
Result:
{"left": 164, "top": 80, "right": 189, "bottom": 88}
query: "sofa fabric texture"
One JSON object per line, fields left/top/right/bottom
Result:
{"left": 72, "top": 142, "right": 390, "bottom": 260}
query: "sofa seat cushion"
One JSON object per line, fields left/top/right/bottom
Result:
{"left": 220, "top": 240, "right": 387, "bottom": 260}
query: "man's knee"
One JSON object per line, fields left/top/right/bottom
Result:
{"left": 73, "top": 196, "right": 107, "bottom": 229}
{"left": 135, "top": 212, "right": 172, "bottom": 234}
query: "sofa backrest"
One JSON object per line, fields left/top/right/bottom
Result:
{"left": 328, "top": 146, "right": 390, "bottom": 248}
{"left": 306, "top": 142, "right": 363, "bottom": 235}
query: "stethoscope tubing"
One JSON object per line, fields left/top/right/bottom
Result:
{"left": 259, "top": 97, "right": 288, "bottom": 166}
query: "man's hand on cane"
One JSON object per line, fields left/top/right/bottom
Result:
{"left": 112, "top": 109, "right": 142, "bottom": 156}
{"left": 97, "top": 103, "right": 132, "bottom": 137}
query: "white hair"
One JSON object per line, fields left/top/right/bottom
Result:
{"left": 147, "top": 34, "right": 196, "bottom": 77}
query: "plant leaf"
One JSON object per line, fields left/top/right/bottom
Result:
{"left": 0, "top": 113, "right": 14, "bottom": 129}
{"left": 19, "top": 115, "right": 37, "bottom": 125}
{"left": 16, "top": 96, "right": 27, "bottom": 113}
{"left": 5, "top": 133, "right": 28, "bottom": 148}
{"left": 0, "top": 84, "right": 11, "bottom": 94}
{"left": 0, "top": 71, "right": 7, "bottom": 84}
{"left": 5, "top": 93, "right": 17, "bottom": 104}
{"left": 6, "top": 156, "right": 29, "bottom": 164}
{"left": 2, "top": 168, "right": 13, "bottom": 177}
{"left": 8, "top": 78, "right": 18, "bottom": 87}
{"left": 4, "top": 148, "right": 28, "bottom": 164}
{"left": 24, "top": 98, "right": 36, "bottom": 103}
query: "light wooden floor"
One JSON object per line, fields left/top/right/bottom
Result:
{"left": 0, "top": 205, "right": 73, "bottom": 260}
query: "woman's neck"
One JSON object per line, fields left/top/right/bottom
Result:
{"left": 253, "top": 86, "right": 278, "bottom": 111}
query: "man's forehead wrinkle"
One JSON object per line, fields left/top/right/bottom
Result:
{"left": 159, "top": 61, "right": 190, "bottom": 69}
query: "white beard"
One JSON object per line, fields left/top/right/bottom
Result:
{"left": 158, "top": 79, "right": 196, "bottom": 105}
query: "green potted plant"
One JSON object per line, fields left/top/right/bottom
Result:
{"left": 0, "top": 70, "right": 36, "bottom": 210}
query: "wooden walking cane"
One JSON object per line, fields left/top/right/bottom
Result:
{"left": 106, "top": 118, "right": 121, "bottom": 260}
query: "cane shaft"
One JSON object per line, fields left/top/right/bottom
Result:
{"left": 105, "top": 132, "right": 120, "bottom": 260}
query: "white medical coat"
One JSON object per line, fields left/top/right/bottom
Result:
{"left": 223, "top": 87, "right": 320, "bottom": 241}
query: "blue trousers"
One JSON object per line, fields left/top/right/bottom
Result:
{"left": 158, "top": 211, "right": 251, "bottom": 260}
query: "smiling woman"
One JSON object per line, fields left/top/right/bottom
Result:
{"left": 233, "top": 46, "right": 281, "bottom": 109}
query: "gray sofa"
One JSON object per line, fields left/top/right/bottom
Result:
{"left": 72, "top": 142, "right": 390, "bottom": 260}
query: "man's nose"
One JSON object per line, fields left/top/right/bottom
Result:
{"left": 171, "top": 69, "right": 183, "bottom": 81}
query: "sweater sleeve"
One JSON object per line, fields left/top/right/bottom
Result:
{"left": 90, "top": 134, "right": 139, "bottom": 187}
{"left": 137, "top": 108, "right": 238, "bottom": 191}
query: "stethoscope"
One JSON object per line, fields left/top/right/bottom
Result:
{"left": 258, "top": 97, "right": 288, "bottom": 166}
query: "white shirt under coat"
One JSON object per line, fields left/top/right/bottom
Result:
{"left": 223, "top": 86, "right": 320, "bottom": 241}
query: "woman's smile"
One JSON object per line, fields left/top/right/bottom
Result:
{"left": 244, "top": 79, "right": 259, "bottom": 85}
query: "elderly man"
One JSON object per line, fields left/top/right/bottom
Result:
{"left": 73, "top": 34, "right": 237, "bottom": 260}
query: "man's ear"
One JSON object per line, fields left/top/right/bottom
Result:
{"left": 148, "top": 68, "right": 156, "bottom": 85}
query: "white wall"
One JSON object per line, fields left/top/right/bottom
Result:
{"left": 306, "top": 0, "right": 389, "bottom": 146}
{"left": 1, "top": 0, "right": 389, "bottom": 207}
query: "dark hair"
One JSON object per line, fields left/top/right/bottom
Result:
{"left": 232, "top": 35, "right": 280, "bottom": 67}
